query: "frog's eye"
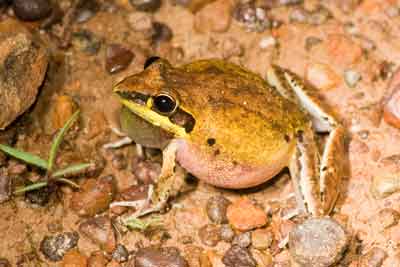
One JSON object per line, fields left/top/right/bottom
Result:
{"left": 144, "top": 56, "right": 161, "bottom": 69}
{"left": 152, "top": 93, "right": 178, "bottom": 115}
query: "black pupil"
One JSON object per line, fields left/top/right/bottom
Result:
{"left": 144, "top": 56, "right": 161, "bottom": 69}
{"left": 154, "top": 95, "right": 175, "bottom": 114}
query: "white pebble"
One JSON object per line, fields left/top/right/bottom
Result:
{"left": 259, "top": 36, "right": 276, "bottom": 49}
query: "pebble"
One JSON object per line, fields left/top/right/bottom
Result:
{"left": 251, "top": 229, "right": 273, "bottom": 250}
{"left": 128, "top": 12, "right": 154, "bottom": 37}
{"left": 105, "top": 44, "right": 135, "bottom": 74}
{"left": 359, "top": 247, "right": 387, "bottom": 267}
{"left": 220, "top": 224, "right": 235, "bottom": 242}
{"left": 0, "top": 169, "right": 10, "bottom": 203}
{"left": 79, "top": 216, "right": 117, "bottom": 253}
{"left": 376, "top": 208, "right": 400, "bottom": 230}
{"left": 88, "top": 251, "right": 109, "bottom": 267}
{"left": 306, "top": 63, "right": 340, "bottom": 90}
{"left": 71, "top": 175, "right": 115, "bottom": 217}
{"left": 194, "top": 0, "right": 233, "bottom": 33}
{"left": 40, "top": 232, "right": 79, "bottom": 262}
{"left": 206, "top": 195, "right": 231, "bottom": 224}
{"left": 75, "top": 0, "right": 99, "bottom": 23}
{"left": 112, "top": 244, "right": 129, "bottom": 263}
{"left": 51, "top": 95, "right": 79, "bottom": 132}
{"left": 383, "top": 83, "right": 400, "bottom": 129}
{"left": 371, "top": 174, "right": 400, "bottom": 199}
{"left": 232, "top": 232, "right": 252, "bottom": 248}
{"left": 289, "top": 218, "right": 349, "bottom": 267}
{"left": 135, "top": 246, "right": 188, "bottom": 267}
{"left": 233, "top": 2, "right": 270, "bottom": 32}
{"left": 129, "top": 0, "right": 161, "bottom": 12}
{"left": 152, "top": 22, "right": 173, "bottom": 44}
{"left": 198, "top": 224, "right": 221, "bottom": 247}
{"left": 71, "top": 30, "right": 102, "bottom": 55}
{"left": 226, "top": 197, "right": 268, "bottom": 231}
{"left": 0, "top": 19, "right": 48, "bottom": 130}
{"left": 251, "top": 249, "right": 273, "bottom": 267}
{"left": 0, "top": 258, "right": 10, "bottom": 267}
{"left": 222, "top": 245, "right": 256, "bottom": 267}
{"left": 62, "top": 250, "right": 88, "bottom": 267}
{"left": 259, "top": 36, "right": 276, "bottom": 50}
{"left": 344, "top": 69, "right": 362, "bottom": 88}
{"left": 12, "top": 0, "right": 52, "bottom": 21}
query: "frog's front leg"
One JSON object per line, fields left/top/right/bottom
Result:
{"left": 267, "top": 66, "right": 346, "bottom": 216}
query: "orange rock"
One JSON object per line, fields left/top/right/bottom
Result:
{"left": 306, "top": 63, "right": 340, "bottom": 90}
{"left": 226, "top": 197, "right": 268, "bottom": 231}
{"left": 194, "top": 0, "right": 233, "bottom": 33}
{"left": 325, "top": 34, "right": 363, "bottom": 67}
{"left": 62, "top": 250, "right": 88, "bottom": 267}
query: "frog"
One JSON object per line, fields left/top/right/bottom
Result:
{"left": 112, "top": 57, "right": 346, "bottom": 218}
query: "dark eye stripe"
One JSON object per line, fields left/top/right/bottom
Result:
{"left": 117, "top": 91, "right": 149, "bottom": 105}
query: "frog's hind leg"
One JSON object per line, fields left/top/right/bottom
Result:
{"left": 266, "top": 66, "right": 346, "bottom": 216}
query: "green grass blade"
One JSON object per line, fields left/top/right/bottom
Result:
{"left": 55, "top": 178, "right": 80, "bottom": 189}
{"left": 48, "top": 110, "right": 80, "bottom": 171}
{"left": 14, "top": 181, "right": 48, "bottom": 194}
{"left": 52, "top": 163, "right": 92, "bottom": 178}
{"left": 0, "top": 144, "right": 48, "bottom": 169}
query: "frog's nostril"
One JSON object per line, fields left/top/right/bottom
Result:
{"left": 144, "top": 56, "right": 161, "bottom": 69}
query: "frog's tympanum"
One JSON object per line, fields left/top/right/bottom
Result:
{"left": 113, "top": 58, "right": 346, "bottom": 217}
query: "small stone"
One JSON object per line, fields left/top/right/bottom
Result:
{"left": 71, "top": 30, "right": 101, "bottom": 55}
{"left": 40, "top": 232, "right": 79, "bottom": 262}
{"left": 222, "top": 245, "right": 256, "bottom": 267}
{"left": 251, "top": 229, "right": 273, "bottom": 250}
{"left": 0, "top": 258, "right": 11, "bottom": 267}
{"left": 105, "top": 44, "right": 134, "bottom": 74}
{"left": 232, "top": 232, "right": 251, "bottom": 248}
{"left": 220, "top": 224, "right": 235, "bottom": 242}
{"left": 371, "top": 175, "right": 400, "bottom": 199}
{"left": 88, "top": 251, "right": 109, "bottom": 267}
{"left": 0, "top": 19, "right": 48, "bottom": 129}
{"left": 130, "top": 0, "right": 161, "bottom": 12}
{"left": 79, "top": 216, "right": 117, "bottom": 253}
{"left": 306, "top": 63, "right": 340, "bottom": 90}
{"left": 71, "top": 175, "right": 115, "bottom": 217}
{"left": 383, "top": 83, "right": 400, "bottom": 129}
{"left": 0, "top": 169, "right": 11, "bottom": 203}
{"left": 12, "top": 0, "right": 52, "bottom": 21}
{"left": 75, "top": 0, "right": 99, "bottom": 23}
{"left": 289, "top": 218, "right": 349, "bottom": 267}
{"left": 308, "top": 7, "right": 332, "bottom": 25}
{"left": 128, "top": 12, "right": 154, "bottom": 36}
{"left": 206, "top": 195, "right": 231, "bottom": 224}
{"left": 194, "top": 0, "right": 233, "bottom": 33}
{"left": 233, "top": 2, "right": 271, "bottom": 32}
{"left": 344, "top": 69, "right": 361, "bottom": 88}
{"left": 360, "top": 247, "right": 387, "bottom": 267}
{"left": 135, "top": 246, "right": 188, "bottom": 267}
{"left": 51, "top": 95, "right": 79, "bottom": 132}
{"left": 259, "top": 36, "right": 276, "bottom": 49}
{"left": 152, "top": 22, "right": 173, "bottom": 44}
{"left": 251, "top": 249, "right": 273, "bottom": 267}
{"left": 62, "top": 250, "right": 88, "bottom": 267}
{"left": 198, "top": 224, "right": 221, "bottom": 247}
{"left": 227, "top": 197, "right": 268, "bottom": 231}
{"left": 112, "top": 244, "right": 129, "bottom": 263}
{"left": 376, "top": 208, "right": 400, "bottom": 230}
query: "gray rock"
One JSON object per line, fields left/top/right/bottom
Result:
{"left": 0, "top": 19, "right": 48, "bottom": 130}
{"left": 289, "top": 218, "right": 349, "bottom": 267}
{"left": 40, "top": 232, "right": 79, "bottom": 261}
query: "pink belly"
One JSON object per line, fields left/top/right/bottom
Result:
{"left": 174, "top": 139, "right": 292, "bottom": 189}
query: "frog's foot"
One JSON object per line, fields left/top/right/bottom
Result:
{"left": 133, "top": 140, "right": 185, "bottom": 217}
{"left": 267, "top": 66, "right": 346, "bottom": 216}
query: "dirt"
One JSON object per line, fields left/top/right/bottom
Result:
{"left": 1, "top": 0, "right": 400, "bottom": 266}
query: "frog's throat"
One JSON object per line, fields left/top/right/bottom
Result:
{"left": 120, "top": 98, "right": 189, "bottom": 139}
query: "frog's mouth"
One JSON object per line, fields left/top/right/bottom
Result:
{"left": 115, "top": 91, "right": 195, "bottom": 139}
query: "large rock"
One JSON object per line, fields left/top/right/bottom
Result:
{"left": 0, "top": 19, "right": 48, "bottom": 130}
